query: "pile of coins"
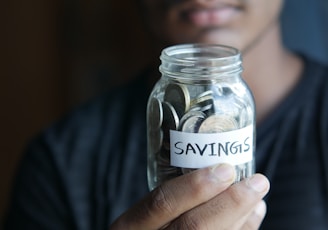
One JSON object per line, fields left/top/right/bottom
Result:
{"left": 148, "top": 83, "right": 253, "bottom": 184}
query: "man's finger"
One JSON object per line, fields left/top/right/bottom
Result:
{"left": 110, "top": 164, "right": 236, "bottom": 230}
{"left": 165, "top": 174, "right": 270, "bottom": 230}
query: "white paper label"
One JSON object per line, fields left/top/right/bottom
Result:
{"left": 170, "top": 125, "right": 253, "bottom": 168}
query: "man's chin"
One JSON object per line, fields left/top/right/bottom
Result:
{"left": 169, "top": 29, "right": 242, "bottom": 48}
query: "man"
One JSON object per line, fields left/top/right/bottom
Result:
{"left": 4, "top": 0, "right": 328, "bottom": 229}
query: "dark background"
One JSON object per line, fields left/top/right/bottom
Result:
{"left": 1, "top": 0, "right": 328, "bottom": 224}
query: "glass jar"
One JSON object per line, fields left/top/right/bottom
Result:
{"left": 147, "top": 44, "right": 255, "bottom": 190}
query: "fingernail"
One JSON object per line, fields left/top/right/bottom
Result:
{"left": 254, "top": 201, "right": 267, "bottom": 218}
{"left": 210, "top": 164, "right": 235, "bottom": 182}
{"left": 246, "top": 174, "right": 269, "bottom": 193}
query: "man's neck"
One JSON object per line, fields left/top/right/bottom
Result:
{"left": 242, "top": 23, "right": 303, "bottom": 123}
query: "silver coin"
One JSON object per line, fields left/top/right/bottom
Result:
{"left": 190, "top": 93, "right": 214, "bottom": 116}
{"left": 198, "top": 114, "right": 238, "bottom": 133}
{"left": 179, "top": 111, "right": 206, "bottom": 133}
{"left": 195, "top": 90, "right": 213, "bottom": 101}
{"left": 178, "top": 110, "right": 205, "bottom": 128}
{"left": 164, "top": 83, "right": 190, "bottom": 118}
{"left": 162, "top": 101, "right": 179, "bottom": 133}
{"left": 182, "top": 115, "right": 206, "bottom": 133}
{"left": 190, "top": 94, "right": 214, "bottom": 109}
{"left": 188, "top": 105, "right": 202, "bottom": 112}
{"left": 148, "top": 97, "right": 163, "bottom": 130}
{"left": 188, "top": 104, "right": 213, "bottom": 115}
{"left": 199, "top": 104, "right": 214, "bottom": 114}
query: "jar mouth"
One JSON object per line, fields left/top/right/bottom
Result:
{"left": 160, "top": 44, "right": 242, "bottom": 78}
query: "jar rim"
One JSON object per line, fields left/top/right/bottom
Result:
{"left": 161, "top": 43, "right": 240, "bottom": 62}
{"left": 160, "top": 44, "right": 242, "bottom": 78}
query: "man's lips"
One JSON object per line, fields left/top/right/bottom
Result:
{"left": 181, "top": 6, "right": 240, "bottom": 27}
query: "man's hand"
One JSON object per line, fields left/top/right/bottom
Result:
{"left": 110, "top": 164, "right": 270, "bottom": 230}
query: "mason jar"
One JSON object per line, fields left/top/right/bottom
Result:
{"left": 147, "top": 44, "right": 255, "bottom": 190}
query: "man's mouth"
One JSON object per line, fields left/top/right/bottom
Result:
{"left": 180, "top": 3, "right": 242, "bottom": 27}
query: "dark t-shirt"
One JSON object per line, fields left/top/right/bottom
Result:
{"left": 4, "top": 56, "right": 328, "bottom": 230}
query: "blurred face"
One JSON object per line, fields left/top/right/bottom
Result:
{"left": 141, "top": 0, "right": 283, "bottom": 52}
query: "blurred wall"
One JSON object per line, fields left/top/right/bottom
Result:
{"left": 1, "top": 0, "right": 66, "bottom": 222}
{"left": 60, "top": 0, "right": 152, "bottom": 106}
{"left": 281, "top": 0, "right": 328, "bottom": 64}
{"left": 1, "top": 0, "right": 151, "bottom": 223}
